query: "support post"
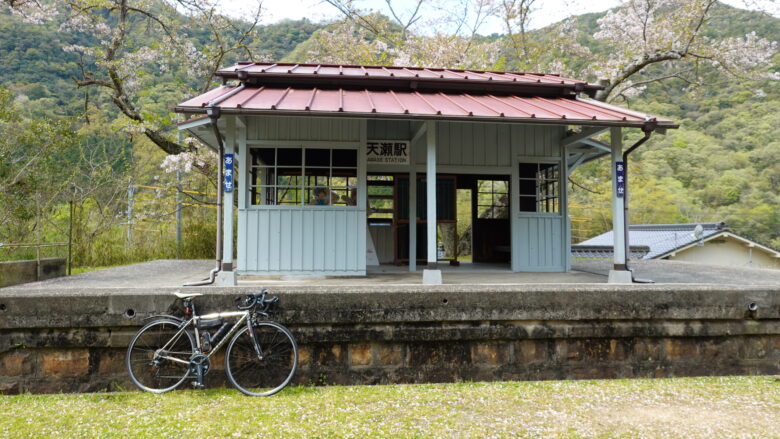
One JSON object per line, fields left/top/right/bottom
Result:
{"left": 423, "top": 120, "right": 441, "bottom": 284}
{"left": 608, "top": 127, "right": 632, "bottom": 283}
{"left": 217, "top": 116, "right": 237, "bottom": 286}
{"left": 409, "top": 164, "right": 417, "bottom": 272}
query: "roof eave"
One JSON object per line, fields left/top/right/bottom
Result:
{"left": 175, "top": 106, "right": 679, "bottom": 129}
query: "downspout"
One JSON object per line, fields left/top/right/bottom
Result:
{"left": 184, "top": 84, "right": 244, "bottom": 286}
{"left": 621, "top": 121, "right": 656, "bottom": 282}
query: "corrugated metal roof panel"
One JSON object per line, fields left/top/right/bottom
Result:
{"left": 177, "top": 86, "right": 675, "bottom": 127}
{"left": 218, "top": 62, "right": 588, "bottom": 87}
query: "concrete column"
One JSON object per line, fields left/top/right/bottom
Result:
{"left": 608, "top": 127, "right": 632, "bottom": 284}
{"left": 217, "top": 116, "right": 237, "bottom": 286}
{"left": 423, "top": 121, "right": 441, "bottom": 284}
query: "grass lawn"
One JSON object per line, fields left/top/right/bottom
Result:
{"left": 1, "top": 376, "right": 778, "bottom": 438}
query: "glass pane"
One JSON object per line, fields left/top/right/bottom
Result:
{"left": 251, "top": 148, "right": 275, "bottom": 166}
{"left": 333, "top": 149, "right": 357, "bottom": 167}
{"left": 277, "top": 148, "right": 302, "bottom": 166}
{"left": 307, "top": 187, "right": 337, "bottom": 205}
{"left": 276, "top": 168, "right": 301, "bottom": 186}
{"left": 251, "top": 166, "right": 275, "bottom": 187}
{"left": 305, "top": 148, "right": 330, "bottom": 167}
{"left": 276, "top": 186, "right": 302, "bottom": 205}
{"left": 330, "top": 189, "right": 350, "bottom": 206}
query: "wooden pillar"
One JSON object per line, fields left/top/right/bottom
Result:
{"left": 426, "top": 120, "right": 437, "bottom": 267}
{"left": 409, "top": 164, "right": 417, "bottom": 272}
{"left": 608, "top": 127, "right": 631, "bottom": 283}
{"left": 423, "top": 121, "right": 441, "bottom": 284}
{"left": 217, "top": 117, "right": 237, "bottom": 286}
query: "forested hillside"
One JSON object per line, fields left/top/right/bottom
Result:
{"left": 0, "top": 0, "right": 777, "bottom": 268}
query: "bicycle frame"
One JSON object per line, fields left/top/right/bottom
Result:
{"left": 155, "top": 310, "right": 258, "bottom": 365}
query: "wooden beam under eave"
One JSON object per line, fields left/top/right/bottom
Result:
{"left": 562, "top": 127, "right": 609, "bottom": 147}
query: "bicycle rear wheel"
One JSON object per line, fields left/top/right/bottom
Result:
{"left": 225, "top": 321, "right": 298, "bottom": 396}
{"left": 126, "top": 319, "right": 194, "bottom": 393}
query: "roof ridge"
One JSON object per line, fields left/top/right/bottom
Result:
{"left": 228, "top": 62, "right": 577, "bottom": 81}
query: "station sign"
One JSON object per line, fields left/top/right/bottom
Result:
{"left": 224, "top": 153, "right": 234, "bottom": 193}
{"left": 615, "top": 161, "right": 625, "bottom": 198}
{"left": 366, "top": 140, "right": 410, "bottom": 165}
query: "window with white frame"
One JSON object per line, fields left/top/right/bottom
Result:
{"left": 518, "top": 162, "right": 560, "bottom": 214}
{"left": 249, "top": 147, "right": 358, "bottom": 206}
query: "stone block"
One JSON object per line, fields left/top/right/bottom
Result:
{"left": 97, "top": 350, "right": 125, "bottom": 375}
{"left": 515, "top": 340, "right": 546, "bottom": 364}
{"left": 298, "top": 347, "right": 311, "bottom": 367}
{"left": 554, "top": 340, "right": 584, "bottom": 361}
{"left": 376, "top": 344, "right": 403, "bottom": 366}
{"left": 663, "top": 339, "right": 698, "bottom": 360}
{"left": 41, "top": 349, "right": 90, "bottom": 377}
{"left": 740, "top": 337, "right": 769, "bottom": 360}
{"left": 471, "top": 343, "right": 508, "bottom": 366}
{"left": 0, "top": 351, "right": 32, "bottom": 376}
{"left": 315, "top": 344, "right": 344, "bottom": 367}
{"left": 349, "top": 344, "right": 372, "bottom": 366}
{"left": 633, "top": 339, "right": 662, "bottom": 361}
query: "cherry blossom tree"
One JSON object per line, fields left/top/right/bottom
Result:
{"left": 2, "top": 0, "right": 265, "bottom": 156}
{"left": 581, "top": 0, "right": 778, "bottom": 101}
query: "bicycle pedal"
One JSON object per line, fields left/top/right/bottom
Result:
{"left": 191, "top": 381, "right": 205, "bottom": 388}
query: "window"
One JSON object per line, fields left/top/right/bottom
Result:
{"left": 367, "top": 175, "right": 394, "bottom": 219}
{"left": 518, "top": 162, "right": 560, "bottom": 214}
{"left": 249, "top": 147, "right": 357, "bottom": 206}
{"left": 476, "top": 179, "right": 509, "bottom": 219}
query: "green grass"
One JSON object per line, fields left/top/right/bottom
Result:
{"left": 1, "top": 376, "right": 778, "bottom": 438}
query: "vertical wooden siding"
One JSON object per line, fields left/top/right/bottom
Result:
{"left": 514, "top": 216, "right": 565, "bottom": 271}
{"left": 249, "top": 116, "right": 361, "bottom": 142}
{"left": 238, "top": 208, "right": 366, "bottom": 275}
{"left": 411, "top": 122, "right": 559, "bottom": 166}
{"left": 367, "top": 120, "right": 413, "bottom": 140}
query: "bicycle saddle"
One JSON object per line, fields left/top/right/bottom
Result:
{"left": 173, "top": 291, "right": 204, "bottom": 299}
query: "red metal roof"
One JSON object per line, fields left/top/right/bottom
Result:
{"left": 218, "top": 62, "right": 589, "bottom": 86}
{"left": 177, "top": 85, "right": 676, "bottom": 128}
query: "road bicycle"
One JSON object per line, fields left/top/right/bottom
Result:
{"left": 125, "top": 289, "right": 298, "bottom": 396}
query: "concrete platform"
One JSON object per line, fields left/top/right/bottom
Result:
{"left": 2, "top": 259, "right": 778, "bottom": 394}
{"left": 3, "top": 258, "right": 780, "bottom": 291}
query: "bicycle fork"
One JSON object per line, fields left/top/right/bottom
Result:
{"left": 246, "top": 319, "right": 266, "bottom": 361}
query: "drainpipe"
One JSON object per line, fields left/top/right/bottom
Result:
{"left": 621, "top": 121, "right": 656, "bottom": 282}
{"left": 184, "top": 84, "right": 244, "bottom": 286}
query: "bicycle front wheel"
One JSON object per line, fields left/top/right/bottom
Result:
{"left": 126, "top": 319, "right": 194, "bottom": 393}
{"left": 225, "top": 321, "right": 298, "bottom": 396}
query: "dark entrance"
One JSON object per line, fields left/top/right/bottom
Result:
{"left": 461, "top": 176, "right": 510, "bottom": 263}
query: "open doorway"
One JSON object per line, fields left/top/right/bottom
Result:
{"left": 454, "top": 176, "right": 511, "bottom": 265}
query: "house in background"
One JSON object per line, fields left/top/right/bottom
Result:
{"left": 575, "top": 222, "right": 780, "bottom": 270}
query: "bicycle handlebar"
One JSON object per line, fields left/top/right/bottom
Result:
{"left": 235, "top": 289, "right": 276, "bottom": 312}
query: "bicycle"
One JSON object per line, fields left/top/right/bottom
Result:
{"left": 125, "top": 289, "right": 298, "bottom": 396}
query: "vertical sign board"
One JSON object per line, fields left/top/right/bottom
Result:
{"left": 223, "top": 153, "right": 234, "bottom": 193}
{"left": 366, "top": 140, "right": 410, "bottom": 165}
{"left": 615, "top": 161, "right": 625, "bottom": 198}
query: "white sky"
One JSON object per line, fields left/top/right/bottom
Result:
{"left": 224, "top": 0, "right": 779, "bottom": 34}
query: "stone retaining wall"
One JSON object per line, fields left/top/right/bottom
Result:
{"left": 0, "top": 284, "right": 778, "bottom": 394}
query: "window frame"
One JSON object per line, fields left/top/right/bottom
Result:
{"left": 516, "top": 158, "right": 563, "bottom": 216}
{"left": 248, "top": 146, "right": 359, "bottom": 209}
